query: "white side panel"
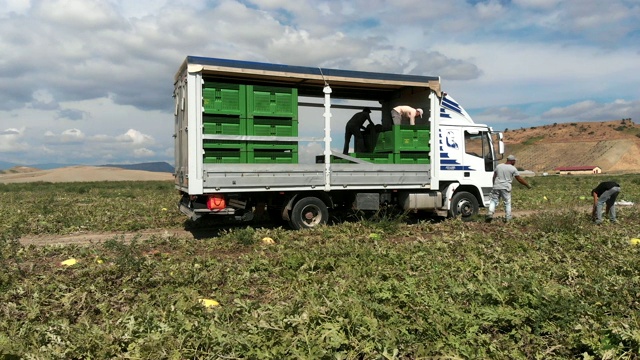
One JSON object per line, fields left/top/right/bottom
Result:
{"left": 429, "top": 91, "right": 440, "bottom": 190}
{"left": 187, "top": 70, "right": 204, "bottom": 194}
{"left": 174, "top": 74, "right": 189, "bottom": 191}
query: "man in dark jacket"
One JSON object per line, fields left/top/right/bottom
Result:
{"left": 592, "top": 181, "right": 621, "bottom": 224}
{"left": 343, "top": 108, "right": 374, "bottom": 154}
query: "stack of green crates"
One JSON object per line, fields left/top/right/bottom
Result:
{"left": 202, "top": 81, "right": 298, "bottom": 164}
{"left": 349, "top": 125, "right": 430, "bottom": 164}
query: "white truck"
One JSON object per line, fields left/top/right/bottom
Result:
{"left": 173, "top": 56, "right": 504, "bottom": 229}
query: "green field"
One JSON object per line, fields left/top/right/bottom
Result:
{"left": 1, "top": 175, "right": 640, "bottom": 359}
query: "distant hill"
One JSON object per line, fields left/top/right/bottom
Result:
{"left": 0, "top": 160, "right": 18, "bottom": 170}
{"left": 504, "top": 119, "right": 640, "bottom": 174}
{"left": 0, "top": 166, "right": 40, "bottom": 175}
{"left": 0, "top": 161, "right": 175, "bottom": 173}
{"left": 0, "top": 166, "right": 173, "bottom": 183}
{"left": 99, "top": 162, "right": 174, "bottom": 173}
{"left": 0, "top": 162, "right": 75, "bottom": 172}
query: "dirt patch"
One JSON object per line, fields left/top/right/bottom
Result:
{"left": 16, "top": 210, "right": 546, "bottom": 247}
{"left": 18, "top": 229, "right": 196, "bottom": 247}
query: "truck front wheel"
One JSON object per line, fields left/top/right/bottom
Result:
{"left": 449, "top": 191, "right": 479, "bottom": 221}
{"left": 289, "top": 197, "right": 329, "bottom": 230}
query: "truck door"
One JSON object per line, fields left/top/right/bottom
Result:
{"left": 438, "top": 127, "right": 493, "bottom": 173}
{"left": 463, "top": 129, "right": 495, "bottom": 173}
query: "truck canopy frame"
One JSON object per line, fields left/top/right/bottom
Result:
{"left": 177, "top": 56, "right": 441, "bottom": 101}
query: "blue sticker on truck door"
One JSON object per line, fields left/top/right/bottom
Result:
{"left": 440, "top": 128, "right": 474, "bottom": 171}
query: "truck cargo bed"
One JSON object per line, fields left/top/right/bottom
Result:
{"left": 176, "top": 162, "right": 431, "bottom": 193}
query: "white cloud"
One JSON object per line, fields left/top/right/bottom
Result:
{"left": 34, "top": 0, "right": 121, "bottom": 29}
{"left": 91, "top": 134, "right": 112, "bottom": 142}
{"left": 29, "top": 89, "right": 59, "bottom": 110}
{"left": 475, "top": 0, "right": 507, "bottom": 20}
{"left": 116, "top": 129, "right": 155, "bottom": 145}
{"left": 543, "top": 99, "right": 640, "bottom": 122}
{"left": 1, "top": 128, "right": 21, "bottom": 135}
{"left": 61, "top": 128, "right": 84, "bottom": 138}
{"left": 512, "top": 0, "right": 561, "bottom": 10}
{"left": 133, "top": 147, "right": 155, "bottom": 157}
{"left": 0, "top": 127, "right": 28, "bottom": 152}
{"left": 544, "top": 101, "right": 599, "bottom": 118}
{"left": 45, "top": 128, "right": 86, "bottom": 144}
{"left": 481, "top": 107, "right": 530, "bottom": 121}
{"left": 0, "top": 0, "right": 30, "bottom": 16}
{"left": 438, "top": 41, "right": 640, "bottom": 110}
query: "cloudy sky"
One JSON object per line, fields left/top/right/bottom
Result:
{"left": 1, "top": 0, "right": 639, "bottom": 167}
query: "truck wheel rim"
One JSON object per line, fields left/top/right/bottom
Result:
{"left": 457, "top": 200, "right": 473, "bottom": 216}
{"left": 301, "top": 205, "right": 322, "bottom": 225}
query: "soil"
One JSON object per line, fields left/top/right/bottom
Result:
{"left": 15, "top": 209, "right": 546, "bottom": 247}
{"left": 18, "top": 229, "right": 193, "bottom": 247}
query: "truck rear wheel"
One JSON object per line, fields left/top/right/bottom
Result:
{"left": 449, "top": 191, "right": 479, "bottom": 221}
{"left": 289, "top": 197, "right": 329, "bottom": 230}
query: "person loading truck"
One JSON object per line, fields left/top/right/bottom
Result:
{"left": 343, "top": 107, "right": 374, "bottom": 154}
{"left": 391, "top": 105, "right": 423, "bottom": 125}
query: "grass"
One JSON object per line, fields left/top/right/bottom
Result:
{"left": 1, "top": 175, "right": 640, "bottom": 359}
{"left": 0, "top": 181, "right": 185, "bottom": 237}
{"left": 521, "top": 135, "right": 546, "bottom": 145}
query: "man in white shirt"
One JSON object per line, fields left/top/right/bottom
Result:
{"left": 486, "top": 155, "right": 532, "bottom": 222}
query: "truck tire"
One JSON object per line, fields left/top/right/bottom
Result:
{"left": 449, "top": 191, "right": 479, "bottom": 221}
{"left": 289, "top": 197, "right": 329, "bottom": 230}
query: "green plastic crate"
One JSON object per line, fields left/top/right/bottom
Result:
{"left": 315, "top": 155, "right": 351, "bottom": 164}
{"left": 202, "top": 82, "right": 246, "bottom": 116}
{"left": 350, "top": 152, "right": 394, "bottom": 164}
{"left": 247, "top": 141, "right": 298, "bottom": 152}
{"left": 247, "top": 150, "right": 298, "bottom": 164}
{"left": 350, "top": 152, "right": 430, "bottom": 164}
{"left": 375, "top": 125, "right": 430, "bottom": 153}
{"left": 202, "top": 139, "right": 247, "bottom": 151}
{"left": 246, "top": 85, "right": 298, "bottom": 118}
{"left": 247, "top": 141, "right": 298, "bottom": 164}
{"left": 202, "top": 115, "right": 245, "bottom": 135}
{"left": 393, "top": 152, "right": 431, "bottom": 164}
{"left": 203, "top": 150, "right": 247, "bottom": 163}
{"left": 247, "top": 117, "right": 298, "bottom": 137}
